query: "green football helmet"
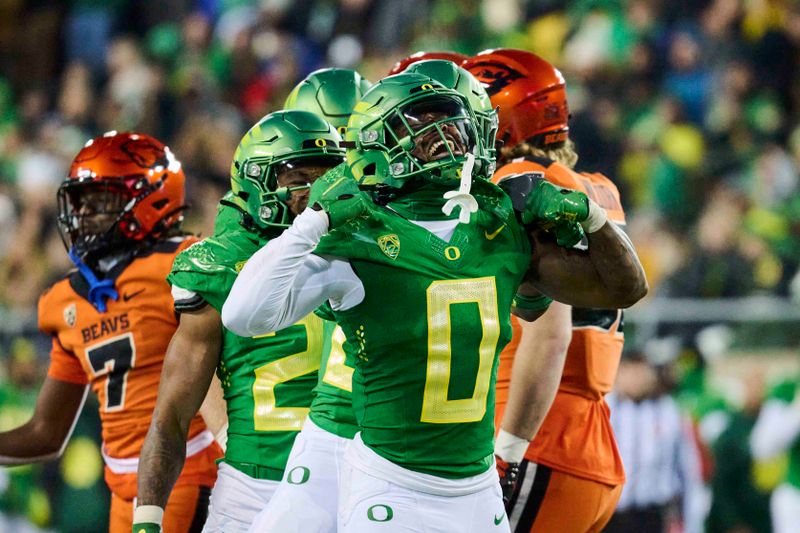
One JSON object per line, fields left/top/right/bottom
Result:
{"left": 403, "top": 59, "right": 497, "bottom": 169}
{"left": 284, "top": 68, "right": 373, "bottom": 136}
{"left": 345, "top": 72, "right": 492, "bottom": 190}
{"left": 229, "top": 110, "right": 344, "bottom": 236}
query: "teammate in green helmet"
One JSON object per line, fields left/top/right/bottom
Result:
{"left": 285, "top": 68, "right": 373, "bottom": 135}
{"left": 223, "top": 73, "right": 646, "bottom": 532}
{"left": 228, "top": 110, "right": 345, "bottom": 236}
{"left": 133, "top": 110, "right": 345, "bottom": 533}
{"left": 249, "top": 68, "right": 373, "bottom": 533}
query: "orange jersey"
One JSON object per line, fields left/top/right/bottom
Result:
{"left": 494, "top": 156, "right": 626, "bottom": 486}
{"left": 38, "top": 236, "right": 221, "bottom": 499}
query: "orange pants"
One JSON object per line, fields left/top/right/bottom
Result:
{"left": 508, "top": 462, "right": 622, "bottom": 533}
{"left": 109, "top": 484, "right": 211, "bottom": 533}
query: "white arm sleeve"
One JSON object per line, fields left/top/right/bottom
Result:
{"left": 221, "top": 208, "right": 364, "bottom": 336}
{"left": 750, "top": 398, "right": 800, "bottom": 460}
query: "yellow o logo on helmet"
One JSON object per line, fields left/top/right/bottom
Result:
{"left": 338, "top": 126, "right": 347, "bottom": 135}
{"left": 315, "top": 138, "right": 327, "bottom": 147}
{"left": 421, "top": 84, "right": 433, "bottom": 90}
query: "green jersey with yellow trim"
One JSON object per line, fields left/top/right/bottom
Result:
{"left": 169, "top": 229, "right": 334, "bottom": 480}
{"left": 313, "top": 180, "right": 530, "bottom": 478}
{"left": 309, "top": 304, "right": 358, "bottom": 438}
{"left": 766, "top": 378, "right": 800, "bottom": 489}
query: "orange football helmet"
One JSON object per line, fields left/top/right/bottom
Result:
{"left": 463, "top": 49, "right": 569, "bottom": 149}
{"left": 57, "top": 131, "right": 186, "bottom": 260}
{"left": 388, "top": 51, "right": 469, "bottom": 76}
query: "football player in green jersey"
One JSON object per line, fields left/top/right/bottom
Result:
{"left": 247, "top": 67, "right": 371, "bottom": 533}
{"left": 133, "top": 110, "right": 344, "bottom": 533}
{"left": 751, "top": 375, "right": 800, "bottom": 533}
{"left": 223, "top": 74, "right": 646, "bottom": 532}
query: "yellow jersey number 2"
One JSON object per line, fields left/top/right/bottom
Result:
{"left": 252, "top": 314, "right": 323, "bottom": 431}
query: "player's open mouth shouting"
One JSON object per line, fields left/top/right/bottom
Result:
{"left": 389, "top": 96, "right": 472, "bottom": 163}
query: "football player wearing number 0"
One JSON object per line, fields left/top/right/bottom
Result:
{"left": 133, "top": 111, "right": 345, "bottom": 533}
{"left": 246, "top": 68, "right": 371, "bottom": 533}
{"left": 0, "top": 132, "right": 222, "bottom": 533}
{"left": 223, "top": 73, "right": 646, "bottom": 532}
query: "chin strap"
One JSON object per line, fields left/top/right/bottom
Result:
{"left": 68, "top": 248, "right": 119, "bottom": 313}
{"left": 442, "top": 150, "right": 479, "bottom": 224}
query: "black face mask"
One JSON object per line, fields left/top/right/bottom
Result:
{"left": 57, "top": 179, "right": 133, "bottom": 263}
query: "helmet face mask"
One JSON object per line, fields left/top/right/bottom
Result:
{"left": 57, "top": 179, "right": 133, "bottom": 260}
{"left": 386, "top": 96, "right": 475, "bottom": 165}
{"left": 401, "top": 60, "right": 498, "bottom": 167}
{"left": 347, "top": 74, "right": 491, "bottom": 190}
{"left": 57, "top": 132, "right": 186, "bottom": 263}
{"left": 240, "top": 155, "right": 343, "bottom": 229}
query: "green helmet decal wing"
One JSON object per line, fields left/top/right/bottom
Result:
{"left": 229, "top": 110, "right": 345, "bottom": 236}
{"left": 285, "top": 68, "right": 373, "bottom": 135}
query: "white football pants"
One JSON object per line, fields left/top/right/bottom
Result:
{"left": 772, "top": 483, "right": 800, "bottom": 533}
{"left": 338, "top": 434, "right": 510, "bottom": 533}
{"left": 248, "top": 417, "right": 350, "bottom": 532}
{"left": 202, "top": 461, "right": 279, "bottom": 533}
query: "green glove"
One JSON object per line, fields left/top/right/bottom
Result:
{"left": 308, "top": 164, "right": 369, "bottom": 229}
{"left": 523, "top": 179, "right": 589, "bottom": 247}
{"left": 132, "top": 522, "right": 161, "bottom": 533}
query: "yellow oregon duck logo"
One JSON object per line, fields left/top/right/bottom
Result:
{"left": 444, "top": 246, "right": 461, "bottom": 260}
{"left": 314, "top": 138, "right": 328, "bottom": 147}
{"left": 377, "top": 234, "right": 400, "bottom": 260}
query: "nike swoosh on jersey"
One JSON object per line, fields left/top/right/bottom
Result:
{"left": 484, "top": 224, "right": 506, "bottom": 240}
{"left": 122, "top": 288, "right": 145, "bottom": 302}
{"left": 494, "top": 514, "right": 505, "bottom": 525}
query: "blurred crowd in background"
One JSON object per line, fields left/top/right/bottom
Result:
{"left": 0, "top": 0, "right": 798, "bottom": 531}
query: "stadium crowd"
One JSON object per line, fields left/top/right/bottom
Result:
{"left": 0, "top": 0, "right": 798, "bottom": 531}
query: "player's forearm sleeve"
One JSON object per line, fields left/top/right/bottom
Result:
{"left": 750, "top": 399, "right": 800, "bottom": 459}
{"left": 222, "top": 208, "right": 332, "bottom": 336}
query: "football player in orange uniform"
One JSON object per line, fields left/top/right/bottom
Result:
{"left": 0, "top": 132, "right": 222, "bottom": 533}
{"left": 465, "top": 49, "right": 631, "bottom": 532}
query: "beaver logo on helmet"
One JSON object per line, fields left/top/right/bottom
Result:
{"left": 121, "top": 137, "right": 171, "bottom": 169}
{"left": 467, "top": 61, "right": 524, "bottom": 96}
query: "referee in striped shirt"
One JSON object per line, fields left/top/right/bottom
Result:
{"left": 605, "top": 353, "right": 706, "bottom": 533}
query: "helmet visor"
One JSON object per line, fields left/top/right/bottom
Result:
{"left": 272, "top": 155, "right": 344, "bottom": 194}
{"left": 245, "top": 155, "right": 343, "bottom": 228}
